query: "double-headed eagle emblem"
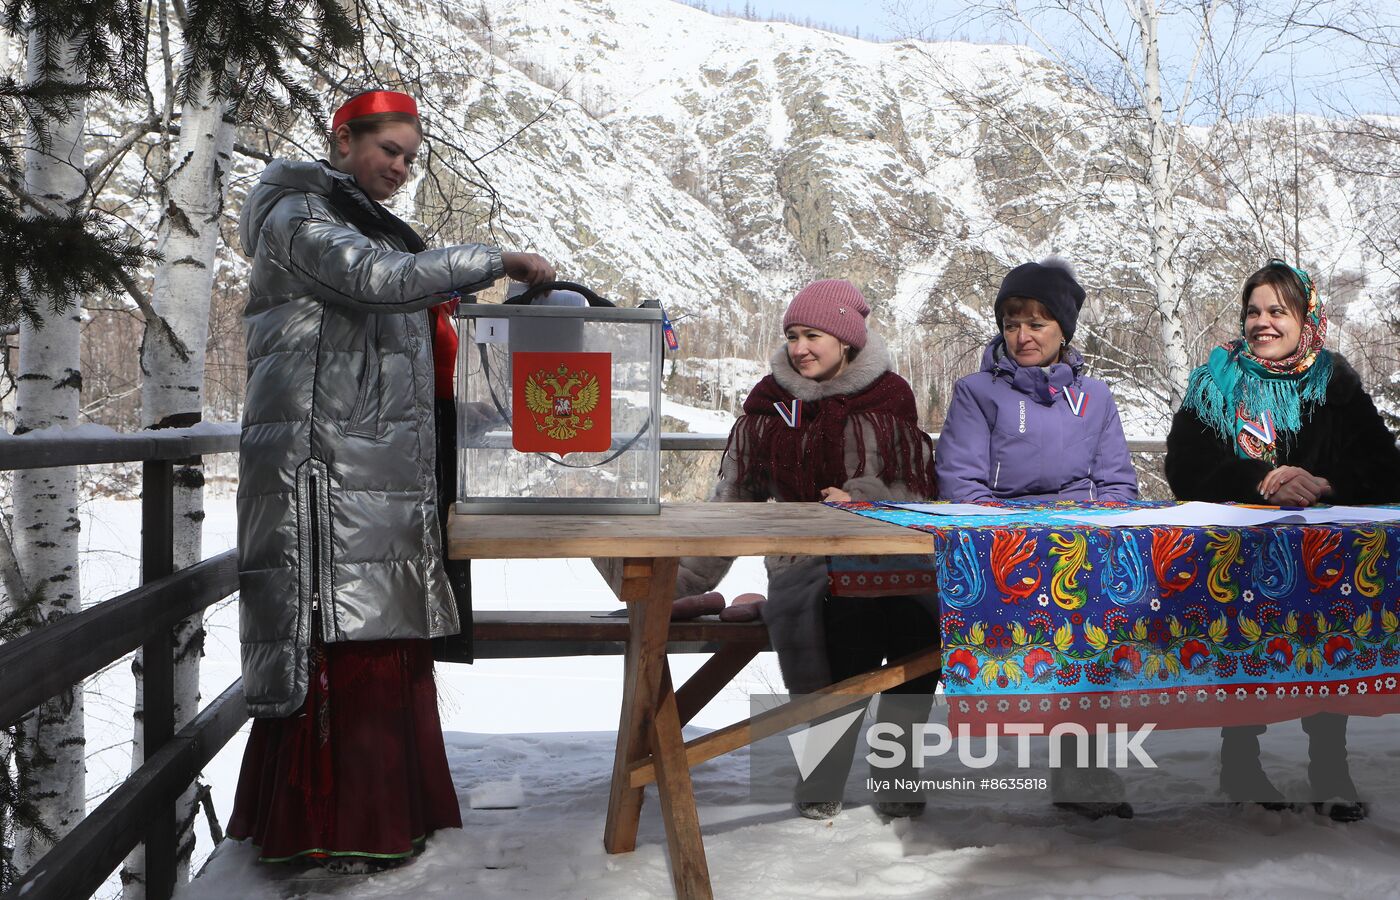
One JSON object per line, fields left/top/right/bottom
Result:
{"left": 523, "top": 363, "right": 602, "bottom": 442}
{"left": 512, "top": 351, "right": 611, "bottom": 455}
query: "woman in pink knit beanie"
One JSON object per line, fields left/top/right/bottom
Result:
{"left": 674, "top": 278, "right": 940, "bottom": 821}
{"left": 780, "top": 279, "right": 871, "bottom": 382}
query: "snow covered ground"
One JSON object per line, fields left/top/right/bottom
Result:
{"left": 70, "top": 496, "right": 1400, "bottom": 899}
{"left": 190, "top": 723, "right": 1400, "bottom": 900}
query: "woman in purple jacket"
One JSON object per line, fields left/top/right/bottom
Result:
{"left": 935, "top": 258, "right": 1138, "bottom": 819}
{"left": 935, "top": 258, "right": 1138, "bottom": 503}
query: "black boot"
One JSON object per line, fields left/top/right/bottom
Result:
{"left": 1303, "top": 713, "right": 1368, "bottom": 823}
{"left": 1219, "top": 725, "right": 1291, "bottom": 811}
{"left": 1051, "top": 734, "right": 1133, "bottom": 820}
{"left": 794, "top": 799, "right": 844, "bottom": 820}
{"left": 870, "top": 692, "right": 931, "bottom": 819}
{"left": 792, "top": 700, "right": 864, "bottom": 821}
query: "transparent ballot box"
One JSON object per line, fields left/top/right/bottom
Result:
{"left": 455, "top": 302, "right": 663, "bottom": 514}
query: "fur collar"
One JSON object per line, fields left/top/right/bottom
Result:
{"left": 768, "top": 332, "right": 892, "bottom": 401}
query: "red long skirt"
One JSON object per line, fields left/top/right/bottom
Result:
{"left": 227, "top": 638, "right": 462, "bottom": 862}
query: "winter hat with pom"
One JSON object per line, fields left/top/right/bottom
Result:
{"left": 782, "top": 279, "right": 871, "bottom": 349}
{"left": 994, "top": 257, "right": 1087, "bottom": 341}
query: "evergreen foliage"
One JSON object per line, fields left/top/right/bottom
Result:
{"left": 1, "top": 0, "right": 147, "bottom": 100}
{"left": 0, "top": 1, "right": 152, "bottom": 328}
{"left": 0, "top": 0, "right": 359, "bottom": 328}
{"left": 179, "top": 0, "right": 359, "bottom": 127}
{"left": 0, "top": 76, "right": 157, "bottom": 330}
{"left": 0, "top": 76, "right": 94, "bottom": 175}
{"left": 0, "top": 201, "right": 157, "bottom": 328}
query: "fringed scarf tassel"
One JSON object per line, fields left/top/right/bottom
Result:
{"left": 725, "top": 408, "right": 936, "bottom": 503}
{"left": 1182, "top": 344, "right": 1334, "bottom": 461}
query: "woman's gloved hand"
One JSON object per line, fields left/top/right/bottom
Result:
{"left": 719, "top": 592, "right": 766, "bottom": 622}
{"left": 502, "top": 252, "right": 555, "bottom": 286}
{"left": 671, "top": 591, "right": 725, "bottom": 620}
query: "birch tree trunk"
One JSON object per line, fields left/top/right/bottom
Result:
{"left": 1134, "top": 0, "right": 1192, "bottom": 408}
{"left": 0, "top": 515, "right": 18, "bottom": 889}
{"left": 121, "top": 83, "right": 236, "bottom": 897}
{"left": 10, "top": 24, "right": 88, "bottom": 876}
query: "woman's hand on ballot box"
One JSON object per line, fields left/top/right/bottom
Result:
{"left": 502, "top": 252, "right": 556, "bottom": 286}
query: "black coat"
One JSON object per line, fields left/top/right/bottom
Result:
{"left": 1165, "top": 355, "right": 1400, "bottom": 505}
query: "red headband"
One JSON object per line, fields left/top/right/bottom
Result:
{"left": 332, "top": 91, "right": 419, "bottom": 131}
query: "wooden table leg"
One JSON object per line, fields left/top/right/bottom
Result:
{"left": 604, "top": 557, "right": 671, "bottom": 853}
{"left": 675, "top": 643, "right": 762, "bottom": 727}
{"left": 602, "top": 556, "right": 713, "bottom": 899}
{"left": 652, "top": 659, "right": 714, "bottom": 898}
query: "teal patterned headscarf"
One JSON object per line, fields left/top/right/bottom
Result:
{"left": 1181, "top": 259, "right": 1332, "bottom": 463}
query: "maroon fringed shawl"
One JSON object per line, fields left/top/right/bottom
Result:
{"left": 728, "top": 370, "right": 937, "bottom": 502}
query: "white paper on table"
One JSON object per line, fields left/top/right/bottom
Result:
{"left": 1055, "top": 501, "right": 1400, "bottom": 528}
{"left": 1051, "top": 502, "right": 1286, "bottom": 527}
{"left": 883, "top": 502, "right": 1035, "bottom": 517}
{"left": 1279, "top": 505, "right": 1400, "bottom": 525}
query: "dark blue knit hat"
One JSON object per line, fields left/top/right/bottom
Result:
{"left": 994, "top": 257, "right": 1086, "bottom": 341}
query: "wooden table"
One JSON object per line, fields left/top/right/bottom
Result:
{"left": 448, "top": 502, "right": 938, "bottom": 899}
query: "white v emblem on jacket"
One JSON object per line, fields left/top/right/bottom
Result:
{"left": 1063, "top": 386, "right": 1086, "bottom": 417}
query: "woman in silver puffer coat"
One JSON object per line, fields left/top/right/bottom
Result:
{"left": 228, "top": 89, "right": 553, "bottom": 872}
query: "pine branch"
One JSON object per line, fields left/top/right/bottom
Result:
{"left": 177, "top": 0, "right": 358, "bottom": 128}
{"left": 0, "top": 77, "right": 94, "bottom": 178}
{"left": 2, "top": 0, "right": 148, "bottom": 100}
{"left": 0, "top": 192, "right": 162, "bottom": 331}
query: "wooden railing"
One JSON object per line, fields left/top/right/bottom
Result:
{"left": 0, "top": 427, "right": 240, "bottom": 900}
{"left": 0, "top": 422, "right": 1171, "bottom": 900}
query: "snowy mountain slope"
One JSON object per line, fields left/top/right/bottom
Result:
{"left": 408, "top": 0, "right": 1400, "bottom": 429}
{"left": 69, "top": 0, "right": 1399, "bottom": 433}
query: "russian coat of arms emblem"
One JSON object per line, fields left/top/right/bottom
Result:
{"left": 511, "top": 351, "right": 612, "bottom": 455}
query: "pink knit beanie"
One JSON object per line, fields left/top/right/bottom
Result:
{"left": 781, "top": 279, "right": 870, "bottom": 349}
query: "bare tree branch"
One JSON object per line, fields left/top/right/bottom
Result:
{"left": 114, "top": 267, "right": 190, "bottom": 362}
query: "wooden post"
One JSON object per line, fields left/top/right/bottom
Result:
{"left": 141, "top": 459, "right": 177, "bottom": 900}
{"left": 649, "top": 661, "right": 713, "bottom": 899}
{"left": 602, "top": 557, "right": 713, "bottom": 899}
{"left": 603, "top": 557, "right": 674, "bottom": 853}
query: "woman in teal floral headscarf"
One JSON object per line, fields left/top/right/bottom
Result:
{"left": 1166, "top": 259, "right": 1400, "bottom": 822}
{"left": 1179, "top": 258, "right": 1332, "bottom": 478}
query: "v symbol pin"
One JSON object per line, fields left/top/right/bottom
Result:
{"left": 1063, "top": 387, "right": 1086, "bottom": 417}
{"left": 1238, "top": 409, "right": 1276, "bottom": 445}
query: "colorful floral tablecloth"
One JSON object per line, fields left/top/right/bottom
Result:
{"left": 829, "top": 500, "right": 1400, "bottom": 730}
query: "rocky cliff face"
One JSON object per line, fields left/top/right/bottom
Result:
{"left": 395, "top": 0, "right": 1393, "bottom": 433}
{"left": 67, "top": 0, "right": 1399, "bottom": 437}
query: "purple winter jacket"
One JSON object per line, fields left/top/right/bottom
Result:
{"left": 935, "top": 337, "right": 1138, "bottom": 502}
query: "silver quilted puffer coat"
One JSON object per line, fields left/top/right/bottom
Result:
{"left": 237, "top": 159, "right": 503, "bottom": 717}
